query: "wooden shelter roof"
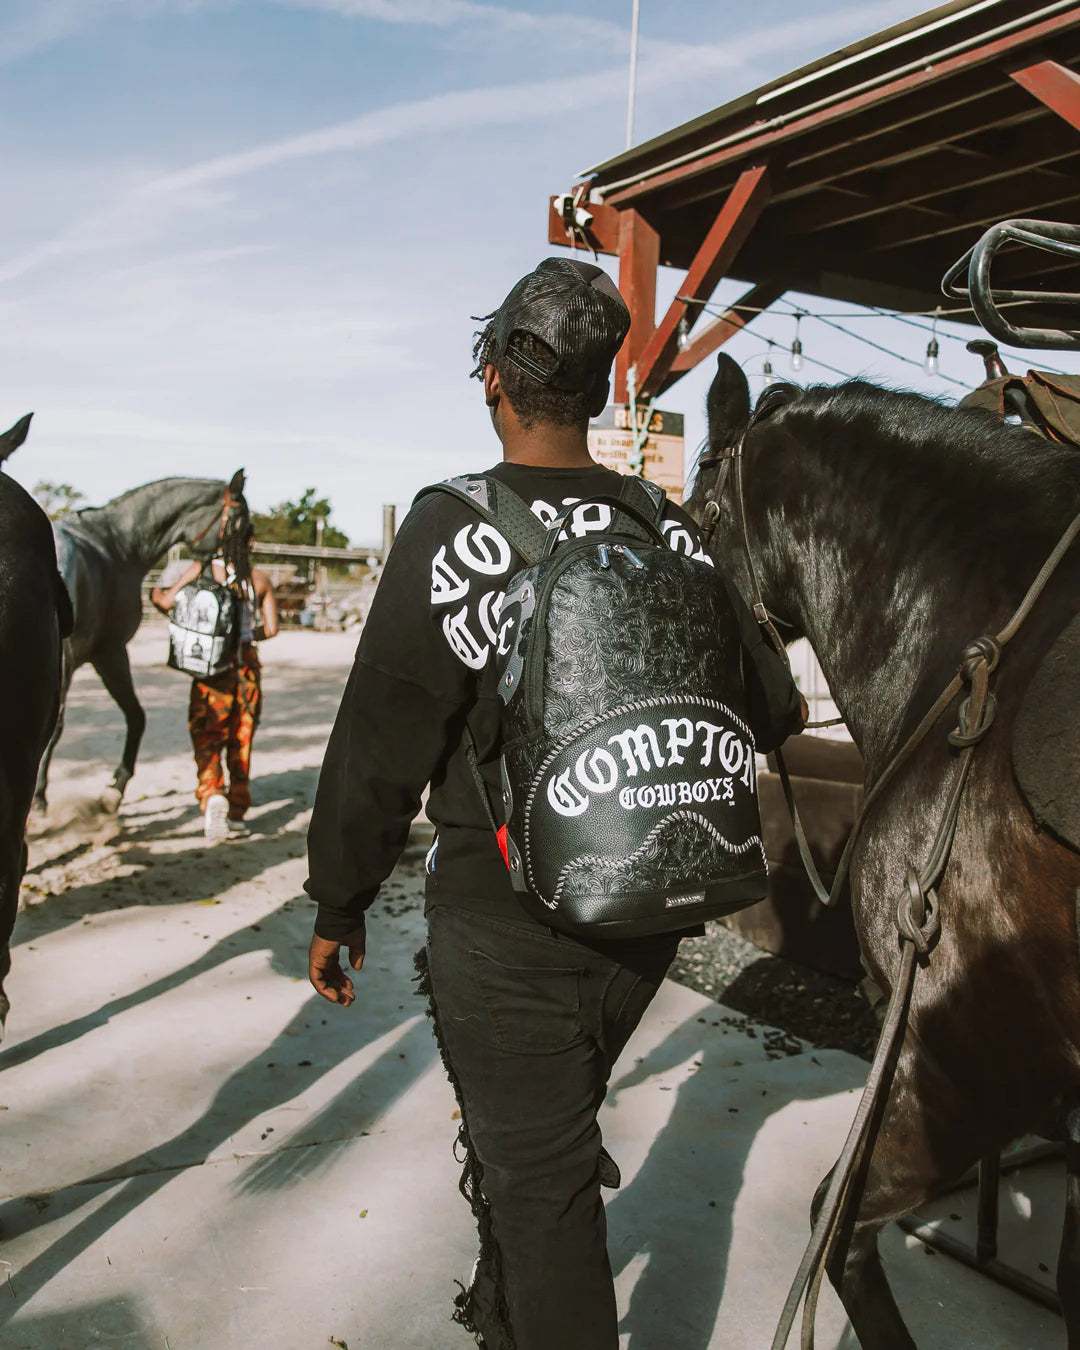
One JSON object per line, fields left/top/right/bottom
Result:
{"left": 557, "top": 0, "right": 1080, "bottom": 321}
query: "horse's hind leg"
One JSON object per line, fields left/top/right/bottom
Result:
{"left": 1059, "top": 1102, "right": 1080, "bottom": 1346}
{"left": 92, "top": 645, "right": 146, "bottom": 812}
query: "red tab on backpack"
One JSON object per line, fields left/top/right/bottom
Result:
{"left": 496, "top": 824, "right": 510, "bottom": 869}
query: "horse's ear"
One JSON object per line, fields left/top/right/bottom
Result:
{"left": 0, "top": 412, "right": 33, "bottom": 467}
{"left": 228, "top": 469, "right": 246, "bottom": 497}
{"left": 705, "top": 355, "right": 750, "bottom": 453}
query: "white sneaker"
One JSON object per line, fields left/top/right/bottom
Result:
{"left": 227, "top": 818, "right": 250, "bottom": 838}
{"left": 204, "top": 794, "right": 229, "bottom": 844}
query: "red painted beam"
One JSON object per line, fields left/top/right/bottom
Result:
{"left": 1011, "top": 58, "right": 1080, "bottom": 133}
{"left": 614, "top": 210, "right": 660, "bottom": 403}
{"left": 661, "top": 281, "right": 784, "bottom": 393}
{"left": 605, "top": 8, "right": 1080, "bottom": 208}
{"left": 632, "top": 165, "right": 771, "bottom": 401}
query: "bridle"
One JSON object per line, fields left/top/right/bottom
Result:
{"left": 189, "top": 485, "right": 238, "bottom": 551}
{"left": 696, "top": 412, "right": 1080, "bottom": 1349}
{"left": 698, "top": 432, "right": 791, "bottom": 661}
{"left": 188, "top": 485, "right": 253, "bottom": 595}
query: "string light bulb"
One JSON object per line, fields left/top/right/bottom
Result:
{"left": 924, "top": 307, "right": 941, "bottom": 377}
{"left": 790, "top": 312, "right": 804, "bottom": 372}
{"left": 763, "top": 343, "right": 778, "bottom": 388}
{"left": 676, "top": 315, "right": 691, "bottom": 352}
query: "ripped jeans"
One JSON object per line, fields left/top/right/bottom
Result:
{"left": 425, "top": 904, "right": 679, "bottom": 1350}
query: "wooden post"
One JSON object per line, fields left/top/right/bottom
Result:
{"left": 381, "top": 503, "right": 397, "bottom": 560}
{"left": 614, "top": 209, "right": 660, "bottom": 404}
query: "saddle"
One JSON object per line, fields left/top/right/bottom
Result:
{"left": 961, "top": 371, "right": 1080, "bottom": 449}
{"left": 1013, "top": 609, "right": 1080, "bottom": 853}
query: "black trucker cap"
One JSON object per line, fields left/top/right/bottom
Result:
{"left": 489, "top": 257, "right": 630, "bottom": 395}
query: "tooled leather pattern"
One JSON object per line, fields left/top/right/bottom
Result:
{"left": 503, "top": 548, "right": 744, "bottom": 746}
{"left": 553, "top": 811, "right": 767, "bottom": 904}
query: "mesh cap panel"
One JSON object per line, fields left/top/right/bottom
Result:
{"left": 490, "top": 257, "right": 630, "bottom": 395}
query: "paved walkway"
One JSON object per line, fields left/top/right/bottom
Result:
{"left": 0, "top": 626, "right": 1064, "bottom": 1348}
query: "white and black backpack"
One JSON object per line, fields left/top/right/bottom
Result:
{"left": 418, "top": 473, "right": 769, "bottom": 938}
{"left": 167, "top": 566, "right": 239, "bottom": 679}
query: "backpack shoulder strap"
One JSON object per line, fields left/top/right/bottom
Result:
{"left": 615, "top": 474, "right": 667, "bottom": 527}
{"left": 415, "top": 473, "right": 548, "bottom": 565}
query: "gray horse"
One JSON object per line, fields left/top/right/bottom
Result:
{"left": 34, "top": 471, "right": 251, "bottom": 813}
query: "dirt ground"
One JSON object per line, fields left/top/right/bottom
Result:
{"left": 21, "top": 619, "right": 348, "bottom": 918}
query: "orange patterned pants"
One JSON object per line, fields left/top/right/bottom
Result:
{"left": 188, "top": 644, "right": 262, "bottom": 819}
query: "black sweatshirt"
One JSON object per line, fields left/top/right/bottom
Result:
{"left": 305, "top": 462, "right": 804, "bottom": 941}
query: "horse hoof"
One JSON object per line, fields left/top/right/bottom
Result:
{"left": 100, "top": 786, "right": 123, "bottom": 814}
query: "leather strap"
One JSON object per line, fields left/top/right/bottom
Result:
{"left": 415, "top": 475, "right": 549, "bottom": 565}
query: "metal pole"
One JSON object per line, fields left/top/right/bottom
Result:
{"left": 381, "top": 504, "right": 397, "bottom": 560}
{"left": 626, "top": 0, "right": 641, "bottom": 150}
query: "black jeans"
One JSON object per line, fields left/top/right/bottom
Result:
{"left": 426, "top": 905, "right": 679, "bottom": 1350}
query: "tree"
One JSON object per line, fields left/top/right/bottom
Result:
{"left": 251, "top": 488, "right": 349, "bottom": 549}
{"left": 33, "top": 481, "right": 85, "bottom": 519}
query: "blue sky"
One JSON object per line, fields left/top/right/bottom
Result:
{"left": 2, "top": 0, "right": 1072, "bottom": 544}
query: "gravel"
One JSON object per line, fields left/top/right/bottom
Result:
{"left": 668, "top": 922, "right": 879, "bottom": 1060}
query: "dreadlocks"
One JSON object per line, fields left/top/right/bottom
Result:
{"left": 471, "top": 318, "right": 595, "bottom": 431}
{"left": 220, "top": 497, "right": 254, "bottom": 599}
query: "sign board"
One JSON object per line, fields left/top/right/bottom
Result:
{"left": 587, "top": 405, "right": 686, "bottom": 503}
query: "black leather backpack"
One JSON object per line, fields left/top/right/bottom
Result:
{"left": 419, "top": 473, "right": 769, "bottom": 938}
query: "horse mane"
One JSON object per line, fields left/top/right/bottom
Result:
{"left": 763, "top": 380, "right": 1080, "bottom": 535}
{"left": 68, "top": 477, "right": 227, "bottom": 520}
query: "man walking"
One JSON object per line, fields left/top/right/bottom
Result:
{"left": 305, "top": 258, "right": 804, "bottom": 1349}
{"left": 152, "top": 532, "right": 278, "bottom": 841}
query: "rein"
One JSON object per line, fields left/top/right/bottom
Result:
{"left": 698, "top": 434, "right": 1080, "bottom": 1350}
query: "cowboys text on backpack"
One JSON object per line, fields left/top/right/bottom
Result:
{"left": 418, "top": 473, "right": 769, "bottom": 938}
{"left": 167, "top": 566, "right": 239, "bottom": 679}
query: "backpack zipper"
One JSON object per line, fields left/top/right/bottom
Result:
{"left": 615, "top": 544, "right": 645, "bottom": 569}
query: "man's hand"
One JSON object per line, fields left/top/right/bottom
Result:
{"left": 308, "top": 924, "right": 367, "bottom": 1007}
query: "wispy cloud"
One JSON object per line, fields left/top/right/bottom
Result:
{"left": 0, "top": 0, "right": 625, "bottom": 64}
{"left": 0, "top": 0, "right": 914, "bottom": 287}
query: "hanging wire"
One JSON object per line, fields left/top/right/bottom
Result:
{"left": 865, "top": 305, "right": 1072, "bottom": 377}
{"left": 793, "top": 310, "right": 967, "bottom": 387}
{"left": 736, "top": 326, "right": 860, "bottom": 382}
{"left": 689, "top": 295, "right": 1079, "bottom": 388}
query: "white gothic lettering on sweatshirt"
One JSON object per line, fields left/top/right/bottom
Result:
{"left": 430, "top": 493, "right": 713, "bottom": 672}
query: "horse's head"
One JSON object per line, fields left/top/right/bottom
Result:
{"left": 688, "top": 354, "right": 804, "bottom": 635}
{"left": 185, "top": 470, "right": 252, "bottom": 572}
{"left": 0, "top": 413, "right": 33, "bottom": 472}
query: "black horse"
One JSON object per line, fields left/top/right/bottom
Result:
{"left": 0, "top": 473, "right": 72, "bottom": 1039}
{"left": 692, "top": 354, "right": 1080, "bottom": 1347}
{"left": 35, "top": 472, "right": 251, "bottom": 814}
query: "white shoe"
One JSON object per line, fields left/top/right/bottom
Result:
{"left": 227, "top": 818, "right": 250, "bottom": 838}
{"left": 204, "top": 794, "right": 229, "bottom": 844}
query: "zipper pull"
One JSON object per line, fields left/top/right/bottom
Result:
{"left": 619, "top": 545, "right": 645, "bottom": 569}
{"left": 597, "top": 544, "right": 610, "bottom": 569}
